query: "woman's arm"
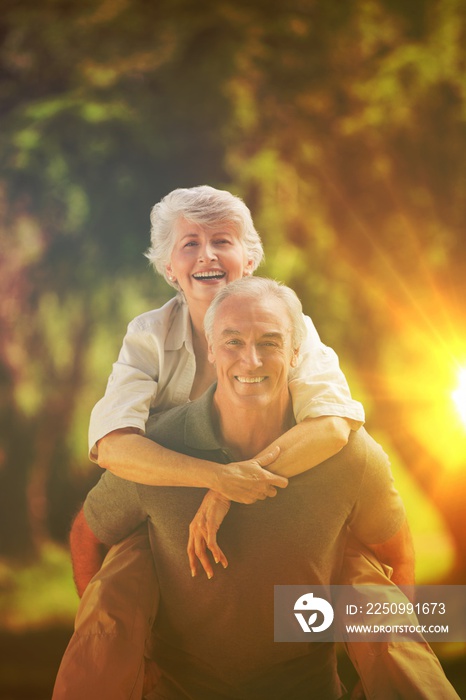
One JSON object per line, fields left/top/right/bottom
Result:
{"left": 97, "top": 429, "right": 287, "bottom": 504}
{"left": 188, "top": 415, "right": 352, "bottom": 578}
{"left": 289, "top": 314, "right": 365, "bottom": 427}
{"left": 253, "top": 415, "right": 351, "bottom": 477}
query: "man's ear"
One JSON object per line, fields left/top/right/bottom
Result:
{"left": 207, "top": 342, "right": 216, "bottom": 365}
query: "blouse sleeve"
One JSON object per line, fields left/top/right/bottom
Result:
{"left": 88, "top": 317, "right": 161, "bottom": 461}
{"left": 288, "top": 314, "right": 365, "bottom": 428}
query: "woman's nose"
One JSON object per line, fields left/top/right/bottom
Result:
{"left": 198, "top": 243, "right": 217, "bottom": 262}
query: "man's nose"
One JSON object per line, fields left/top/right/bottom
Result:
{"left": 240, "top": 344, "right": 262, "bottom": 369}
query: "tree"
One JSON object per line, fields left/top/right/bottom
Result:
{"left": 0, "top": 0, "right": 234, "bottom": 556}
{"left": 222, "top": 0, "right": 466, "bottom": 575}
{"left": 1, "top": 0, "right": 465, "bottom": 576}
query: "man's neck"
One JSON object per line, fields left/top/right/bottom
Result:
{"left": 212, "top": 392, "right": 294, "bottom": 461}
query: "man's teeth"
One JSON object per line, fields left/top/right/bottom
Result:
{"left": 236, "top": 376, "right": 266, "bottom": 383}
{"left": 193, "top": 271, "right": 225, "bottom": 279}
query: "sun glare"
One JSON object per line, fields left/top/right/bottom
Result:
{"left": 452, "top": 368, "right": 466, "bottom": 428}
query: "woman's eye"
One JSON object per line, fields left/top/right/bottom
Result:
{"left": 184, "top": 241, "right": 198, "bottom": 247}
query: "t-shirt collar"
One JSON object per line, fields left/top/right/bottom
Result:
{"left": 184, "top": 384, "right": 230, "bottom": 455}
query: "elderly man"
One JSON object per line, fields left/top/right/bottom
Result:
{"left": 62, "top": 276, "right": 421, "bottom": 700}
{"left": 62, "top": 278, "right": 412, "bottom": 700}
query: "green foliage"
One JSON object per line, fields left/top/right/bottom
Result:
{"left": 0, "top": 0, "right": 465, "bottom": 577}
{"left": 0, "top": 544, "right": 76, "bottom": 630}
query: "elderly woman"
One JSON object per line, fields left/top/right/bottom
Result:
{"left": 54, "top": 186, "right": 365, "bottom": 700}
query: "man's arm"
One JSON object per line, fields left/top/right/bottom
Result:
{"left": 70, "top": 507, "right": 109, "bottom": 597}
{"left": 367, "top": 518, "right": 415, "bottom": 586}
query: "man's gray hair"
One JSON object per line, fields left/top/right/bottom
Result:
{"left": 145, "top": 185, "right": 264, "bottom": 289}
{"left": 204, "top": 277, "right": 307, "bottom": 350}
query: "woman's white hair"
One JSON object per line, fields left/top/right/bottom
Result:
{"left": 204, "top": 277, "right": 307, "bottom": 351}
{"left": 145, "top": 185, "right": 264, "bottom": 290}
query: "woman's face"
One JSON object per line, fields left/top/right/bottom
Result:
{"left": 166, "top": 217, "right": 253, "bottom": 310}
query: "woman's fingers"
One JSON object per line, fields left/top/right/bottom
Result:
{"left": 187, "top": 491, "right": 231, "bottom": 578}
{"left": 188, "top": 523, "right": 214, "bottom": 578}
{"left": 216, "top": 457, "right": 288, "bottom": 504}
{"left": 194, "top": 537, "right": 214, "bottom": 580}
{"left": 255, "top": 444, "right": 281, "bottom": 468}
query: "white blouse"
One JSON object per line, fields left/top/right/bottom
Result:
{"left": 88, "top": 296, "right": 364, "bottom": 460}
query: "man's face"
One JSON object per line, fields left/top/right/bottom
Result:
{"left": 208, "top": 294, "right": 298, "bottom": 411}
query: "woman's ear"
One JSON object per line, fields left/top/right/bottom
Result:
{"left": 290, "top": 348, "right": 300, "bottom": 368}
{"left": 243, "top": 258, "right": 254, "bottom": 276}
{"left": 165, "top": 263, "right": 176, "bottom": 283}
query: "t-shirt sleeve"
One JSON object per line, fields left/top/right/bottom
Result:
{"left": 88, "top": 317, "right": 161, "bottom": 461}
{"left": 83, "top": 471, "right": 147, "bottom": 546}
{"left": 347, "top": 430, "right": 406, "bottom": 545}
{"left": 289, "top": 314, "right": 365, "bottom": 428}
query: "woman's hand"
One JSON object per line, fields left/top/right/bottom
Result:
{"left": 188, "top": 490, "right": 231, "bottom": 579}
{"left": 188, "top": 448, "right": 287, "bottom": 578}
{"left": 212, "top": 446, "right": 288, "bottom": 504}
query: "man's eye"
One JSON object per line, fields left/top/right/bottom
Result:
{"left": 226, "top": 339, "right": 241, "bottom": 345}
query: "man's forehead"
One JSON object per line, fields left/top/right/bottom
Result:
{"left": 214, "top": 295, "right": 291, "bottom": 332}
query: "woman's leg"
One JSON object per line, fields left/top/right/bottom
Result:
{"left": 340, "top": 541, "right": 459, "bottom": 700}
{"left": 53, "top": 525, "right": 159, "bottom": 700}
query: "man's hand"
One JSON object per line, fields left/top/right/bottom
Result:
{"left": 187, "top": 490, "right": 231, "bottom": 579}
{"left": 212, "top": 446, "right": 288, "bottom": 504}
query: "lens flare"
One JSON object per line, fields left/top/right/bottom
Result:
{"left": 452, "top": 368, "right": 466, "bottom": 428}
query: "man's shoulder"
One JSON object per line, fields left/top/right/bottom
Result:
{"left": 342, "top": 428, "right": 389, "bottom": 468}
{"left": 145, "top": 385, "right": 218, "bottom": 457}
{"left": 146, "top": 402, "right": 191, "bottom": 451}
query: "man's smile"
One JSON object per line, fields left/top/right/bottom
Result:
{"left": 235, "top": 376, "right": 267, "bottom": 384}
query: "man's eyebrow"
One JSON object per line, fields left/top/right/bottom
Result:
{"left": 219, "top": 329, "right": 285, "bottom": 340}
{"left": 220, "top": 329, "right": 241, "bottom": 337}
{"left": 261, "top": 332, "right": 284, "bottom": 340}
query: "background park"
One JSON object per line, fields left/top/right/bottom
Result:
{"left": 0, "top": 0, "right": 465, "bottom": 697}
